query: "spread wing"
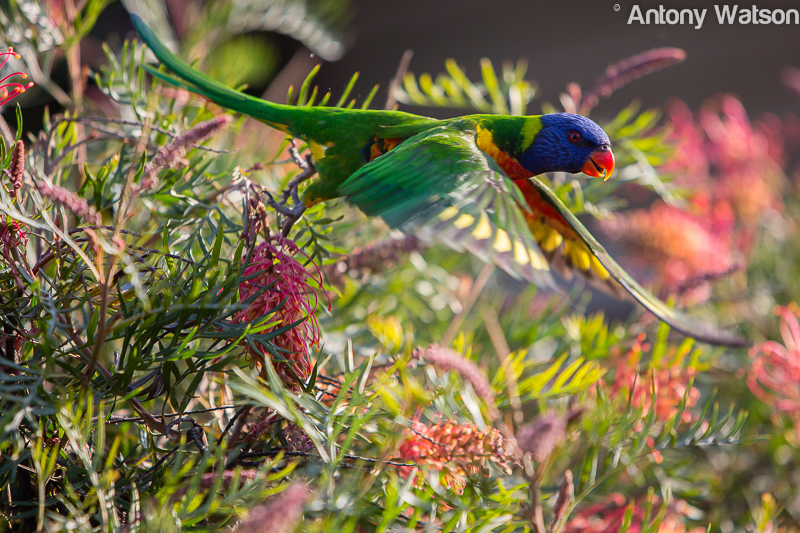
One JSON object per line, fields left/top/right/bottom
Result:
{"left": 525, "top": 176, "right": 748, "bottom": 347}
{"left": 339, "top": 126, "right": 556, "bottom": 289}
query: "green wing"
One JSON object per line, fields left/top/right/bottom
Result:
{"left": 527, "top": 176, "right": 748, "bottom": 347}
{"left": 340, "top": 126, "right": 556, "bottom": 289}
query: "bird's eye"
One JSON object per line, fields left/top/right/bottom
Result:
{"left": 568, "top": 131, "right": 582, "bottom": 143}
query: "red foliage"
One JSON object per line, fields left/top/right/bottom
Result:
{"left": 603, "top": 95, "right": 787, "bottom": 298}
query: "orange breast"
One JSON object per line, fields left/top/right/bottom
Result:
{"left": 514, "top": 175, "right": 579, "bottom": 240}
{"left": 475, "top": 126, "right": 533, "bottom": 180}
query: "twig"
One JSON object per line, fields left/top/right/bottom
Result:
{"left": 442, "top": 263, "right": 495, "bottom": 346}
{"left": 385, "top": 50, "right": 414, "bottom": 110}
{"left": 106, "top": 405, "right": 243, "bottom": 425}
{"left": 234, "top": 448, "right": 416, "bottom": 468}
{"left": 57, "top": 116, "right": 232, "bottom": 153}
{"left": 259, "top": 143, "right": 316, "bottom": 237}
{"left": 64, "top": 0, "right": 87, "bottom": 179}
{"left": 482, "top": 308, "right": 524, "bottom": 426}
{"left": 527, "top": 474, "right": 547, "bottom": 533}
{"left": 217, "top": 405, "right": 252, "bottom": 446}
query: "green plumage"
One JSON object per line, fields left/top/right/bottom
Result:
{"left": 132, "top": 15, "right": 747, "bottom": 346}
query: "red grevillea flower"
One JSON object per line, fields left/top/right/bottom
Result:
{"left": 608, "top": 335, "right": 700, "bottom": 424}
{"left": 234, "top": 236, "right": 326, "bottom": 389}
{"left": 396, "top": 419, "right": 515, "bottom": 494}
{"left": 748, "top": 305, "right": 800, "bottom": 433}
{"left": 0, "top": 48, "right": 33, "bottom": 106}
{"left": 565, "top": 494, "right": 704, "bottom": 533}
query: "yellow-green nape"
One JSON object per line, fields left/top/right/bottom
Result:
{"left": 519, "top": 117, "right": 543, "bottom": 152}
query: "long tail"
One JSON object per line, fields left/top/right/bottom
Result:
{"left": 131, "top": 14, "right": 302, "bottom": 130}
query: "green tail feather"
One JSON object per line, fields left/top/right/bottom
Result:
{"left": 131, "top": 14, "right": 301, "bottom": 129}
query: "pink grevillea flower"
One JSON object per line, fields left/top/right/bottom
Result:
{"left": 748, "top": 306, "right": 800, "bottom": 431}
{"left": 666, "top": 97, "right": 785, "bottom": 227}
{"left": 0, "top": 48, "right": 33, "bottom": 106}
{"left": 396, "top": 419, "right": 515, "bottom": 494}
{"left": 565, "top": 494, "right": 704, "bottom": 533}
{"left": 234, "top": 236, "right": 327, "bottom": 389}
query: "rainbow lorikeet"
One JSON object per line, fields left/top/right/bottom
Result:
{"left": 132, "top": 15, "right": 744, "bottom": 346}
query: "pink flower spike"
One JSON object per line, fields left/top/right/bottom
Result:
{"left": 233, "top": 235, "right": 330, "bottom": 389}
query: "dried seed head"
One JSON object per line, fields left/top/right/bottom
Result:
{"left": 783, "top": 67, "right": 800, "bottom": 100}
{"left": 139, "top": 114, "right": 233, "bottom": 190}
{"left": 581, "top": 48, "right": 686, "bottom": 112}
{"left": 325, "top": 235, "right": 423, "bottom": 285}
{"left": 514, "top": 412, "right": 566, "bottom": 462}
{"left": 419, "top": 344, "right": 497, "bottom": 416}
{"left": 7, "top": 140, "right": 24, "bottom": 199}
{"left": 37, "top": 180, "right": 101, "bottom": 226}
{"left": 236, "top": 482, "right": 310, "bottom": 533}
{"left": 553, "top": 469, "right": 574, "bottom": 523}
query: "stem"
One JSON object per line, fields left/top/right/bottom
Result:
{"left": 442, "top": 263, "right": 494, "bottom": 346}
{"left": 64, "top": 0, "right": 87, "bottom": 181}
{"left": 482, "top": 307, "right": 524, "bottom": 426}
{"left": 385, "top": 50, "right": 414, "bottom": 110}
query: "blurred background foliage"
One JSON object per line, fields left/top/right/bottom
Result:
{"left": 0, "top": 0, "right": 799, "bottom": 531}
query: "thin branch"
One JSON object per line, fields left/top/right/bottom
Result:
{"left": 385, "top": 50, "right": 414, "bottom": 110}
{"left": 442, "top": 263, "right": 495, "bottom": 346}
{"left": 234, "top": 448, "right": 416, "bottom": 468}
{"left": 57, "top": 116, "right": 232, "bottom": 153}
{"left": 105, "top": 405, "right": 243, "bottom": 425}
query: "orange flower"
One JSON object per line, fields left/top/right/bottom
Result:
{"left": 396, "top": 419, "right": 514, "bottom": 493}
{"left": 601, "top": 202, "right": 734, "bottom": 290}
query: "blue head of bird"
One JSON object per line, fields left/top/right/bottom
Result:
{"left": 519, "top": 113, "right": 615, "bottom": 180}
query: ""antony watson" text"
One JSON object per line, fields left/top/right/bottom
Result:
{"left": 627, "top": 5, "right": 799, "bottom": 29}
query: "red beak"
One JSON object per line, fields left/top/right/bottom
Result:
{"left": 581, "top": 145, "right": 615, "bottom": 180}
